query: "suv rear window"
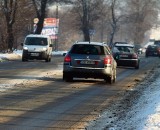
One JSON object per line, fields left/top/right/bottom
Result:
{"left": 154, "top": 41, "right": 160, "bottom": 46}
{"left": 115, "top": 46, "right": 134, "bottom": 53}
{"left": 147, "top": 45, "right": 158, "bottom": 50}
{"left": 70, "top": 44, "right": 105, "bottom": 55}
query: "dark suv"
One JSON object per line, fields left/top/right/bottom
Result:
{"left": 63, "top": 42, "right": 117, "bottom": 84}
{"left": 145, "top": 45, "right": 160, "bottom": 57}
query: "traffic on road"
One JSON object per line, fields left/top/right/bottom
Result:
{"left": 0, "top": 47, "right": 159, "bottom": 129}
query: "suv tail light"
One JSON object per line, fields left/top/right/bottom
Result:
{"left": 104, "top": 56, "right": 112, "bottom": 64}
{"left": 132, "top": 54, "right": 138, "bottom": 59}
{"left": 64, "top": 55, "right": 71, "bottom": 62}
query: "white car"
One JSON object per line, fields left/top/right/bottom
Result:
{"left": 22, "top": 34, "right": 53, "bottom": 62}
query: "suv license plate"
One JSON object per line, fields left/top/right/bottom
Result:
{"left": 80, "top": 60, "right": 95, "bottom": 65}
{"left": 31, "top": 53, "right": 39, "bottom": 56}
{"left": 120, "top": 54, "right": 128, "bottom": 58}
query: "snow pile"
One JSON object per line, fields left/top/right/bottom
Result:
{"left": 0, "top": 50, "right": 67, "bottom": 62}
{"left": 0, "top": 50, "right": 22, "bottom": 61}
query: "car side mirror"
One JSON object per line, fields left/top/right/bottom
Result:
{"left": 49, "top": 44, "right": 53, "bottom": 47}
{"left": 63, "top": 53, "right": 66, "bottom": 56}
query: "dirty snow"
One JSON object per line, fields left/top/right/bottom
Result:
{"left": 87, "top": 64, "right": 160, "bottom": 130}
{"left": 0, "top": 50, "right": 67, "bottom": 62}
{"left": 0, "top": 50, "right": 64, "bottom": 92}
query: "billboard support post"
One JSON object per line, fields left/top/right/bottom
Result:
{"left": 55, "top": 4, "right": 59, "bottom": 51}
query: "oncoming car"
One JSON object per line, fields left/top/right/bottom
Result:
{"left": 112, "top": 42, "right": 140, "bottom": 69}
{"left": 63, "top": 41, "right": 117, "bottom": 84}
{"left": 21, "top": 34, "right": 53, "bottom": 62}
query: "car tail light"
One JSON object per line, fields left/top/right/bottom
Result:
{"left": 104, "top": 56, "right": 112, "bottom": 64}
{"left": 132, "top": 54, "right": 138, "bottom": 59}
{"left": 77, "top": 60, "right": 80, "bottom": 64}
{"left": 64, "top": 55, "right": 71, "bottom": 62}
{"left": 95, "top": 61, "right": 99, "bottom": 65}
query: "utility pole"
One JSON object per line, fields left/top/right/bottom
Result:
{"left": 55, "top": 1, "right": 59, "bottom": 51}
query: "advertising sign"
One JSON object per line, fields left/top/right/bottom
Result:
{"left": 34, "top": 18, "right": 59, "bottom": 39}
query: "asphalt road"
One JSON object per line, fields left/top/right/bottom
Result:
{"left": 0, "top": 55, "right": 159, "bottom": 130}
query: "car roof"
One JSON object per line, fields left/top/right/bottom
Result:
{"left": 74, "top": 41, "right": 107, "bottom": 46}
{"left": 148, "top": 45, "right": 158, "bottom": 47}
{"left": 26, "top": 34, "right": 50, "bottom": 38}
{"left": 114, "top": 43, "right": 134, "bottom": 47}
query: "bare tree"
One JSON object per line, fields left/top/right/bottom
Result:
{"left": 71, "top": 0, "right": 105, "bottom": 42}
{"left": 105, "top": 0, "right": 127, "bottom": 47}
{"left": 126, "top": 0, "right": 159, "bottom": 44}
{"left": 31, "top": 0, "right": 48, "bottom": 34}
{"left": 14, "top": 0, "right": 36, "bottom": 49}
{"left": 1, "top": 0, "right": 17, "bottom": 52}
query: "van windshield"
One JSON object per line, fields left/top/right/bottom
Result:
{"left": 25, "top": 37, "right": 48, "bottom": 46}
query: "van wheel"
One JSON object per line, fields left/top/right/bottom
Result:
{"left": 22, "top": 56, "right": 28, "bottom": 62}
{"left": 49, "top": 56, "right": 51, "bottom": 62}
{"left": 113, "top": 69, "right": 116, "bottom": 83}
{"left": 45, "top": 56, "right": 50, "bottom": 62}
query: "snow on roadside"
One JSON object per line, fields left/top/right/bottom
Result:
{"left": 0, "top": 50, "right": 22, "bottom": 61}
{"left": 0, "top": 50, "right": 67, "bottom": 61}
{"left": 87, "top": 64, "right": 160, "bottom": 130}
{"left": 0, "top": 50, "right": 64, "bottom": 92}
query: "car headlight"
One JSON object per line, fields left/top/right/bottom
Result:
{"left": 23, "top": 46, "right": 28, "bottom": 50}
{"left": 43, "top": 47, "right": 47, "bottom": 51}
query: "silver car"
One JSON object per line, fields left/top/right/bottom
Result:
{"left": 63, "top": 42, "right": 117, "bottom": 84}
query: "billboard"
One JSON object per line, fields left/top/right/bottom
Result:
{"left": 34, "top": 18, "right": 59, "bottom": 39}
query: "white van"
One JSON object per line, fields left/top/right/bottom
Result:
{"left": 22, "top": 34, "right": 53, "bottom": 62}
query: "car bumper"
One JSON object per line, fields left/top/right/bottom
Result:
{"left": 63, "top": 66, "right": 112, "bottom": 79}
{"left": 22, "top": 50, "right": 48, "bottom": 60}
{"left": 116, "top": 59, "right": 139, "bottom": 67}
{"left": 146, "top": 52, "right": 160, "bottom": 56}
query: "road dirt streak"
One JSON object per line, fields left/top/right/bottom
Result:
{"left": 0, "top": 56, "right": 158, "bottom": 130}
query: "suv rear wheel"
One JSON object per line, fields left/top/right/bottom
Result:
{"left": 63, "top": 73, "right": 73, "bottom": 82}
{"left": 105, "top": 76, "right": 113, "bottom": 84}
{"left": 105, "top": 69, "right": 116, "bottom": 84}
{"left": 135, "top": 62, "right": 139, "bottom": 69}
{"left": 113, "top": 69, "right": 116, "bottom": 83}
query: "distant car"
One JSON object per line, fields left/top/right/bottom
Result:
{"left": 112, "top": 42, "right": 140, "bottom": 69}
{"left": 145, "top": 45, "right": 160, "bottom": 57}
{"left": 134, "top": 44, "right": 143, "bottom": 54}
{"left": 21, "top": 34, "right": 53, "bottom": 62}
{"left": 63, "top": 41, "right": 117, "bottom": 84}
